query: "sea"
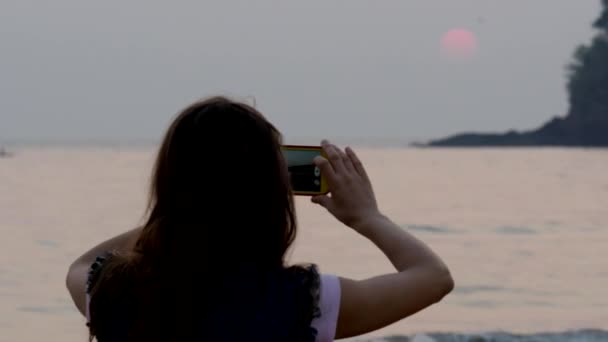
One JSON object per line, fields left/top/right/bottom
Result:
{"left": 0, "top": 146, "right": 607, "bottom": 342}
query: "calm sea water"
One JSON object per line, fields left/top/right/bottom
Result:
{"left": 0, "top": 147, "right": 607, "bottom": 342}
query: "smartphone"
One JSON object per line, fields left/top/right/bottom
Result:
{"left": 281, "top": 145, "right": 329, "bottom": 196}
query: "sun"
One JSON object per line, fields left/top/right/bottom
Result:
{"left": 440, "top": 28, "right": 478, "bottom": 60}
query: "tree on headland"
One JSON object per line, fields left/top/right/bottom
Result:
{"left": 566, "top": 0, "right": 608, "bottom": 123}
{"left": 594, "top": 0, "right": 608, "bottom": 30}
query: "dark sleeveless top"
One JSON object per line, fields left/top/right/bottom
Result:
{"left": 86, "top": 253, "right": 322, "bottom": 342}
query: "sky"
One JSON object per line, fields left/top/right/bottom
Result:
{"left": 0, "top": 0, "right": 602, "bottom": 145}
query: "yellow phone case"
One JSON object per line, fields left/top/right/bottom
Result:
{"left": 281, "top": 145, "right": 329, "bottom": 196}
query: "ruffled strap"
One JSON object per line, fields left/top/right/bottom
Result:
{"left": 286, "top": 264, "right": 322, "bottom": 341}
{"left": 304, "top": 264, "right": 322, "bottom": 321}
{"left": 85, "top": 252, "right": 112, "bottom": 322}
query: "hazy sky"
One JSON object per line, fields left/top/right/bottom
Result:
{"left": 0, "top": 0, "right": 602, "bottom": 144}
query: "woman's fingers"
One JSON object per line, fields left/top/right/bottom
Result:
{"left": 319, "top": 141, "right": 361, "bottom": 186}
{"left": 345, "top": 147, "right": 370, "bottom": 184}
{"left": 313, "top": 140, "right": 378, "bottom": 228}
{"left": 314, "top": 155, "right": 337, "bottom": 184}
{"left": 322, "top": 141, "right": 347, "bottom": 174}
{"left": 311, "top": 194, "right": 332, "bottom": 209}
{"left": 340, "top": 146, "right": 356, "bottom": 174}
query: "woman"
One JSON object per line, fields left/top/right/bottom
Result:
{"left": 66, "top": 96, "right": 454, "bottom": 341}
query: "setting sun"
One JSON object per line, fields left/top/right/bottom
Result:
{"left": 441, "top": 28, "right": 478, "bottom": 60}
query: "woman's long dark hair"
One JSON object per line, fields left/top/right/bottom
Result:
{"left": 88, "top": 97, "right": 302, "bottom": 341}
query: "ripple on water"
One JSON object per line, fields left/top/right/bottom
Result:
{"left": 453, "top": 285, "right": 562, "bottom": 298}
{"left": 459, "top": 299, "right": 498, "bottom": 309}
{"left": 515, "top": 249, "right": 535, "bottom": 256}
{"left": 365, "top": 330, "right": 608, "bottom": 342}
{"left": 0, "top": 273, "right": 21, "bottom": 289}
{"left": 453, "top": 285, "right": 505, "bottom": 295}
{"left": 405, "top": 225, "right": 458, "bottom": 234}
{"left": 494, "top": 226, "right": 537, "bottom": 235}
{"left": 523, "top": 300, "right": 555, "bottom": 308}
{"left": 17, "top": 305, "right": 76, "bottom": 315}
{"left": 36, "top": 239, "right": 60, "bottom": 248}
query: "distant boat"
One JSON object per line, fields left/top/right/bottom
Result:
{"left": 0, "top": 147, "right": 13, "bottom": 158}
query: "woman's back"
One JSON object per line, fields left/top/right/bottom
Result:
{"left": 88, "top": 254, "right": 323, "bottom": 341}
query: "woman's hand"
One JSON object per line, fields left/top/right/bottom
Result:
{"left": 311, "top": 140, "right": 382, "bottom": 232}
{"left": 312, "top": 140, "right": 454, "bottom": 339}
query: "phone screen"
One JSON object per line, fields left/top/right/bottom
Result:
{"left": 282, "top": 148, "right": 323, "bottom": 193}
